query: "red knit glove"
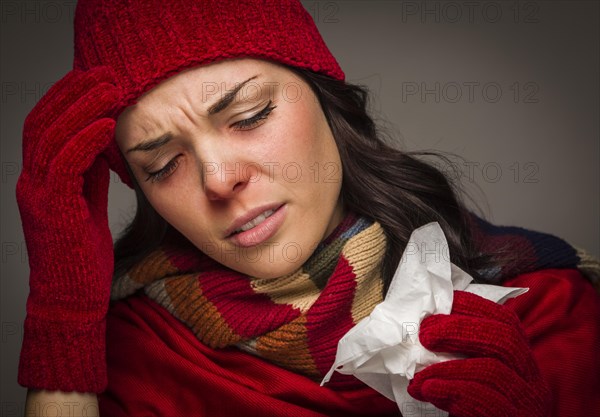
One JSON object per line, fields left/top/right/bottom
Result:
{"left": 407, "top": 291, "right": 551, "bottom": 417}
{"left": 16, "top": 67, "right": 122, "bottom": 392}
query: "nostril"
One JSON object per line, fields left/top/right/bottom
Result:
{"left": 232, "top": 181, "right": 246, "bottom": 191}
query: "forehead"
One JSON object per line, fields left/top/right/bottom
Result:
{"left": 114, "top": 58, "right": 303, "bottom": 142}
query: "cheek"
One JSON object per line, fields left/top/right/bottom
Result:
{"left": 275, "top": 102, "right": 341, "bottom": 185}
{"left": 137, "top": 157, "right": 195, "bottom": 213}
{"left": 263, "top": 101, "right": 329, "bottom": 166}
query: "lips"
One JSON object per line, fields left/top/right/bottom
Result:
{"left": 225, "top": 203, "right": 287, "bottom": 247}
{"left": 231, "top": 208, "right": 276, "bottom": 234}
{"left": 224, "top": 203, "right": 285, "bottom": 238}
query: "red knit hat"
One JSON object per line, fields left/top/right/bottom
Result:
{"left": 73, "top": 0, "right": 344, "bottom": 187}
{"left": 73, "top": 0, "right": 345, "bottom": 107}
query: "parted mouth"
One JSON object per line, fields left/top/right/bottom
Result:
{"left": 224, "top": 203, "right": 284, "bottom": 238}
{"left": 230, "top": 209, "right": 276, "bottom": 235}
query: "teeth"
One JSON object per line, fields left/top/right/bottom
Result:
{"left": 234, "top": 209, "right": 275, "bottom": 234}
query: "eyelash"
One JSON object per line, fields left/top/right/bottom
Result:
{"left": 145, "top": 156, "right": 180, "bottom": 183}
{"left": 144, "top": 101, "right": 277, "bottom": 183}
{"left": 232, "top": 100, "right": 277, "bottom": 131}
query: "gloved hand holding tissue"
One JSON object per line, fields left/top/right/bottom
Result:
{"left": 321, "top": 222, "right": 529, "bottom": 417}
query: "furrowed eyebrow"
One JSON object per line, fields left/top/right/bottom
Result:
{"left": 126, "top": 75, "right": 260, "bottom": 154}
{"left": 126, "top": 134, "right": 172, "bottom": 154}
{"left": 207, "top": 75, "right": 258, "bottom": 115}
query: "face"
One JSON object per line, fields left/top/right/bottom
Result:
{"left": 115, "top": 59, "right": 345, "bottom": 278}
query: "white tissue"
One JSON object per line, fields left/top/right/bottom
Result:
{"left": 321, "top": 222, "right": 528, "bottom": 417}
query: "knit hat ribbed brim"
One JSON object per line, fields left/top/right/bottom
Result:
{"left": 73, "top": 0, "right": 345, "bottom": 108}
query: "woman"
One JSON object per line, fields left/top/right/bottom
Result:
{"left": 17, "top": 0, "right": 600, "bottom": 416}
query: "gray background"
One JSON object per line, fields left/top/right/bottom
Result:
{"left": 1, "top": 0, "right": 598, "bottom": 412}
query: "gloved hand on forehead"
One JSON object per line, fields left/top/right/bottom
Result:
{"left": 17, "top": 66, "right": 123, "bottom": 392}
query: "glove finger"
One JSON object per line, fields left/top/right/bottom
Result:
{"left": 41, "top": 82, "right": 121, "bottom": 155}
{"left": 83, "top": 156, "right": 110, "bottom": 218}
{"left": 82, "top": 156, "right": 114, "bottom": 277}
{"left": 409, "top": 358, "right": 530, "bottom": 406}
{"left": 82, "top": 155, "right": 113, "bottom": 255}
{"left": 24, "top": 70, "right": 84, "bottom": 134}
{"left": 102, "top": 141, "right": 134, "bottom": 189}
{"left": 22, "top": 69, "right": 81, "bottom": 171}
{"left": 53, "top": 118, "right": 116, "bottom": 188}
{"left": 409, "top": 377, "right": 515, "bottom": 417}
{"left": 24, "top": 67, "right": 118, "bottom": 139}
{"left": 420, "top": 314, "right": 535, "bottom": 379}
{"left": 451, "top": 291, "right": 520, "bottom": 327}
{"left": 30, "top": 83, "right": 121, "bottom": 177}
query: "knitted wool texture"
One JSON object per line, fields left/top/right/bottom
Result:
{"left": 410, "top": 291, "right": 551, "bottom": 416}
{"left": 17, "top": 68, "right": 121, "bottom": 393}
{"left": 111, "top": 212, "right": 600, "bottom": 387}
{"left": 112, "top": 214, "right": 383, "bottom": 387}
{"left": 73, "top": 0, "right": 344, "bottom": 105}
{"left": 73, "top": 0, "right": 345, "bottom": 187}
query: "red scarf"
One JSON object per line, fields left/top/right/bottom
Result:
{"left": 100, "top": 293, "right": 399, "bottom": 416}
{"left": 111, "top": 214, "right": 387, "bottom": 388}
{"left": 104, "top": 212, "right": 599, "bottom": 416}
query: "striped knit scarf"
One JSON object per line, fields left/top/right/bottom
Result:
{"left": 111, "top": 212, "right": 599, "bottom": 387}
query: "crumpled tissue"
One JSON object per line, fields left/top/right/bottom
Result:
{"left": 321, "top": 222, "right": 528, "bottom": 417}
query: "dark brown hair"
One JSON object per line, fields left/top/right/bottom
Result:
{"left": 113, "top": 67, "right": 495, "bottom": 292}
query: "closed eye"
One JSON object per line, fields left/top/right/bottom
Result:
{"left": 145, "top": 155, "right": 181, "bottom": 183}
{"left": 232, "top": 100, "right": 276, "bottom": 131}
{"left": 143, "top": 101, "right": 276, "bottom": 183}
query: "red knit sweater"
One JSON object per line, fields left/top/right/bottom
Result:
{"left": 97, "top": 268, "right": 600, "bottom": 417}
